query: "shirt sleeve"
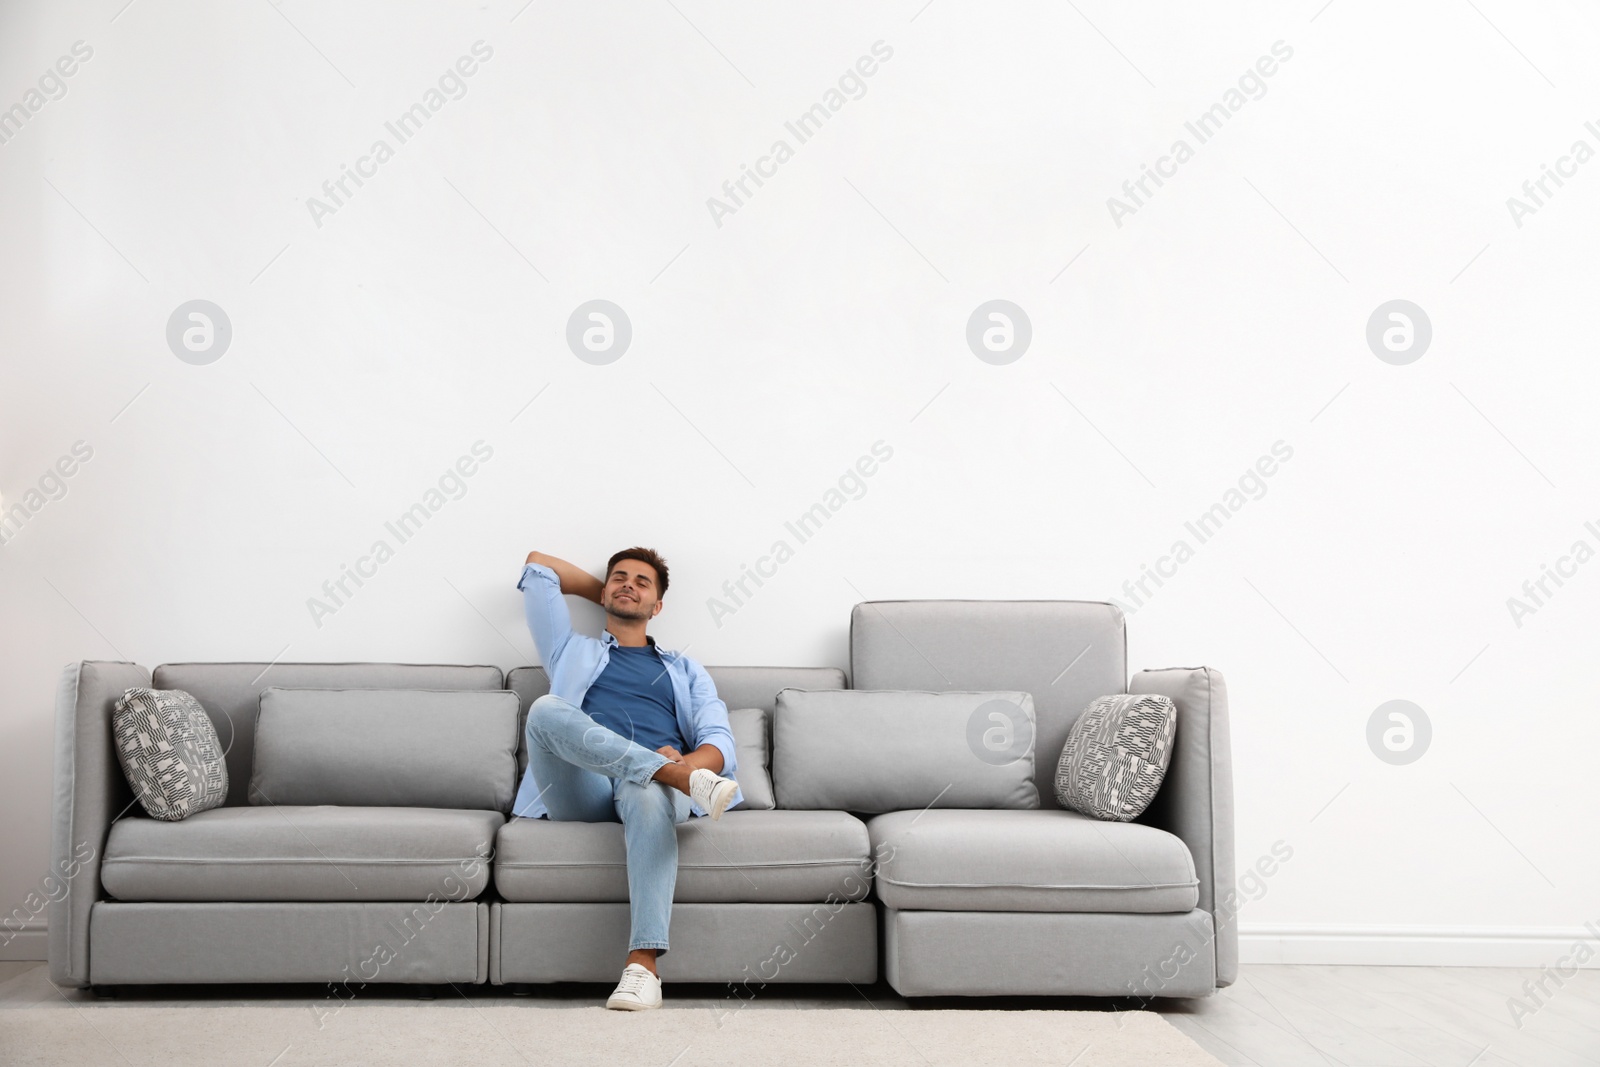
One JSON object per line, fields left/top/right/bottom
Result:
{"left": 517, "top": 561, "right": 573, "bottom": 668}
{"left": 684, "top": 657, "right": 738, "bottom": 783}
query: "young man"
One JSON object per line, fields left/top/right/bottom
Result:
{"left": 513, "top": 547, "right": 742, "bottom": 1011}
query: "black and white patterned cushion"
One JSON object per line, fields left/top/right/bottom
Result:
{"left": 112, "top": 687, "right": 229, "bottom": 821}
{"left": 1054, "top": 693, "right": 1177, "bottom": 821}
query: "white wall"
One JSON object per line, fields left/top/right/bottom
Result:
{"left": 2, "top": 0, "right": 1595, "bottom": 965}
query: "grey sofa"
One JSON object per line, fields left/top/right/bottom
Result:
{"left": 48, "top": 599, "right": 1235, "bottom": 998}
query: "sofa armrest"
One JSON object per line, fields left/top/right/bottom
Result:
{"left": 1129, "top": 666, "right": 1237, "bottom": 988}
{"left": 49, "top": 661, "right": 148, "bottom": 987}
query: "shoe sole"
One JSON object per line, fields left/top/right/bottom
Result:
{"left": 606, "top": 997, "right": 660, "bottom": 1011}
{"left": 691, "top": 772, "right": 738, "bottom": 821}
{"left": 706, "top": 779, "right": 736, "bottom": 820}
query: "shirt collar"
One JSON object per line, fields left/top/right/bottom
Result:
{"left": 601, "top": 630, "right": 676, "bottom": 660}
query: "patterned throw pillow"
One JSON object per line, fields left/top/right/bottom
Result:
{"left": 112, "top": 687, "right": 229, "bottom": 821}
{"left": 1054, "top": 693, "right": 1177, "bottom": 821}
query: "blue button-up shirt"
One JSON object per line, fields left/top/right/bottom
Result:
{"left": 511, "top": 561, "right": 742, "bottom": 819}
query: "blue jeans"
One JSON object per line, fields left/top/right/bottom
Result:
{"left": 523, "top": 693, "right": 691, "bottom": 955}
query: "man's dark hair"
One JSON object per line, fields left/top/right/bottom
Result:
{"left": 607, "top": 547, "right": 669, "bottom": 598}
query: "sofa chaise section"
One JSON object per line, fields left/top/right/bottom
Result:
{"left": 849, "top": 599, "right": 1236, "bottom": 997}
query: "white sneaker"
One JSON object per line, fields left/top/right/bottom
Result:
{"left": 606, "top": 962, "right": 662, "bottom": 1010}
{"left": 689, "top": 767, "right": 738, "bottom": 820}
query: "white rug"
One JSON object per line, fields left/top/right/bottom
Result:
{"left": 0, "top": 967, "right": 1223, "bottom": 1066}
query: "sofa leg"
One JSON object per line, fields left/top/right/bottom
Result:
{"left": 411, "top": 984, "right": 439, "bottom": 1000}
{"left": 90, "top": 985, "right": 118, "bottom": 999}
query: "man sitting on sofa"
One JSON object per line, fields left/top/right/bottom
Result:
{"left": 514, "top": 547, "right": 743, "bottom": 1011}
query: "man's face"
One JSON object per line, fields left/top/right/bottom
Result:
{"left": 602, "top": 560, "right": 662, "bottom": 622}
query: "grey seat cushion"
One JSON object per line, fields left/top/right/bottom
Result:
{"left": 250, "top": 688, "right": 520, "bottom": 811}
{"left": 494, "top": 809, "right": 871, "bottom": 904}
{"left": 102, "top": 806, "right": 502, "bottom": 902}
{"left": 866, "top": 809, "right": 1198, "bottom": 913}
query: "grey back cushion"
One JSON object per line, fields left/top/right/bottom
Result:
{"left": 849, "top": 600, "right": 1126, "bottom": 807}
{"left": 772, "top": 689, "right": 1040, "bottom": 813}
{"left": 152, "top": 662, "right": 504, "bottom": 807}
{"left": 249, "top": 688, "right": 520, "bottom": 811}
{"left": 727, "top": 707, "right": 775, "bottom": 810}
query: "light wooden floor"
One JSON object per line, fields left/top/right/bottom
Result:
{"left": 3, "top": 961, "right": 1596, "bottom": 1066}
{"left": 1157, "top": 964, "right": 1599, "bottom": 1067}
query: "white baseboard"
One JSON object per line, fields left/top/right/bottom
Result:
{"left": 1240, "top": 924, "right": 1600, "bottom": 968}
{"left": 0, "top": 924, "right": 47, "bottom": 962}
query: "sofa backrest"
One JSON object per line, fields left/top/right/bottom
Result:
{"left": 150, "top": 662, "right": 504, "bottom": 807}
{"left": 506, "top": 664, "right": 846, "bottom": 782}
{"left": 848, "top": 600, "right": 1126, "bottom": 806}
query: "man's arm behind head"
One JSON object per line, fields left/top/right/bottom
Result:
{"left": 525, "top": 550, "right": 604, "bottom": 605}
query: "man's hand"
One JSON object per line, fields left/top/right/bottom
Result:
{"left": 649, "top": 743, "right": 727, "bottom": 797}
{"left": 658, "top": 742, "right": 724, "bottom": 775}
